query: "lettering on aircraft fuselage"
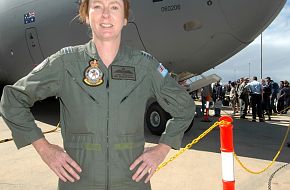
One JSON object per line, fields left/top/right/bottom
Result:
{"left": 152, "top": 0, "right": 181, "bottom": 12}
{"left": 161, "top": 4, "right": 181, "bottom": 12}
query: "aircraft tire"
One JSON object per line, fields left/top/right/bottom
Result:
{"left": 185, "top": 119, "right": 194, "bottom": 133}
{"left": 146, "top": 102, "right": 194, "bottom": 135}
{"left": 146, "top": 102, "right": 170, "bottom": 136}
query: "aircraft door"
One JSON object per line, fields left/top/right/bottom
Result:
{"left": 25, "top": 27, "right": 45, "bottom": 65}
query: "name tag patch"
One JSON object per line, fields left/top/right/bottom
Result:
{"left": 111, "top": 66, "right": 136, "bottom": 81}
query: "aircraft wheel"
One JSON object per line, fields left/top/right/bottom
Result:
{"left": 146, "top": 102, "right": 170, "bottom": 136}
{"left": 146, "top": 102, "right": 194, "bottom": 135}
{"left": 185, "top": 119, "right": 194, "bottom": 133}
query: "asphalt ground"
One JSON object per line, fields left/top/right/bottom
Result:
{"left": 0, "top": 99, "right": 290, "bottom": 190}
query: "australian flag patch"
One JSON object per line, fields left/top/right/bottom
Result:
{"left": 158, "top": 63, "right": 168, "bottom": 78}
{"left": 24, "top": 12, "right": 35, "bottom": 24}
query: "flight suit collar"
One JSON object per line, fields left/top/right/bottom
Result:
{"left": 84, "top": 40, "right": 129, "bottom": 65}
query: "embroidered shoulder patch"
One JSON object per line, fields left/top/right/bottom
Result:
{"left": 60, "top": 46, "right": 74, "bottom": 54}
{"left": 157, "top": 63, "right": 168, "bottom": 78}
{"left": 141, "top": 51, "right": 154, "bottom": 60}
{"left": 31, "top": 59, "right": 49, "bottom": 73}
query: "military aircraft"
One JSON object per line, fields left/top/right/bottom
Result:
{"left": 0, "top": 0, "right": 286, "bottom": 134}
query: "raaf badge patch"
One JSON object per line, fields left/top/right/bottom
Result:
{"left": 83, "top": 59, "right": 104, "bottom": 86}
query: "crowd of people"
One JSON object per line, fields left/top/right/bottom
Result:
{"left": 197, "top": 76, "right": 290, "bottom": 122}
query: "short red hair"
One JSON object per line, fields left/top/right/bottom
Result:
{"left": 79, "top": 0, "right": 130, "bottom": 23}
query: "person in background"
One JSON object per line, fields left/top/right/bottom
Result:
{"left": 229, "top": 82, "right": 238, "bottom": 115}
{"left": 222, "top": 81, "right": 231, "bottom": 107}
{"left": 194, "top": 89, "right": 199, "bottom": 100}
{"left": 237, "top": 77, "right": 249, "bottom": 119}
{"left": 281, "top": 80, "right": 290, "bottom": 147}
{"left": 190, "top": 89, "right": 199, "bottom": 100}
{"left": 279, "top": 80, "right": 290, "bottom": 114}
{"left": 235, "top": 79, "right": 241, "bottom": 111}
{"left": 214, "top": 97, "right": 223, "bottom": 116}
{"left": 277, "top": 81, "right": 285, "bottom": 113}
{"left": 266, "top": 77, "right": 279, "bottom": 114}
{"left": 246, "top": 76, "right": 264, "bottom": 122}
{"left": 224, "top": 81, "right": 231, "bottom": 94}
{"left": 261, "top": 79, "right": 271, "bottom": 121}
{"left": 200, "top": 84, "right": 212, "bottom": 116}
{"left": 283, "top": 80, "right": 290, "bottom": 148}
{"left": 212, "top": 81, "right": 224, "bottom": 116}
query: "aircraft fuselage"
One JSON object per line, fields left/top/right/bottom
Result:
{"left": 0, "top": 0, "right": 286, "bottom": 84}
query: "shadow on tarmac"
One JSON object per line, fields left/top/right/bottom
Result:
{"left": 145, "top": 105, "right": 290, "bottom": 163}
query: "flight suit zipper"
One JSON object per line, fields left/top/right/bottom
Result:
{"left": 106, "top": 77, "right": 110, "bottom": 190}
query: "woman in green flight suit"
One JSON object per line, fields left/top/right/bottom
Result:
{"left": 0, "top": 0, "right": 195, "bottom": 189}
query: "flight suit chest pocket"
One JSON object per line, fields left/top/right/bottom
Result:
{"left": 116, "top": 75, "right": 148, "bottom": 135}
{"left": 119, "top": 74, "right": 147, "bottom": 103}
{"left": 63, "top": 67, "right": 105, "bottom": 104}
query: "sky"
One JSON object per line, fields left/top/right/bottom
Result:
{"left": 204, "top": 1, "right": 290, "bottom": 84}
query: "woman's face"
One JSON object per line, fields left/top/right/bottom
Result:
{"left": 87, "top": 0, "right": 127, "bottom": 42}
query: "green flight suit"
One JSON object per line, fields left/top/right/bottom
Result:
{"left": 0, "top": 40, "right": 195, "bottom": 190}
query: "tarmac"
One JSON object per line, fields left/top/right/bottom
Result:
{"left": 0, "top": 99, "right": 290, "bottom": 190}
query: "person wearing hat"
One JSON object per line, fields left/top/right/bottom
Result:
{"left": 0, "top": 0, "right": 196, "bottom": 189}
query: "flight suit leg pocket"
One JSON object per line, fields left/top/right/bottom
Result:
{"left": 111, "top": 135, "right": 145, "bottom": 182}
{"left": 64, "top": 142, "right": 93, "bottom": 185}
{"left": 63, "top": 135, "right": 105, "bottom": 186}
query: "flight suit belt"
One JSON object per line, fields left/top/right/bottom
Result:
{"left": 65, "top": 142, "right": 144, "bottom": 151}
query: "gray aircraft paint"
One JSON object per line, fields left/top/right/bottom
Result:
{"left": 0, "top": 0, "right": 287, "bottom": 84}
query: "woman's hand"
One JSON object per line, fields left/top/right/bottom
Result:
{"left": 32, "top": 138, "right": 82, "bottom": 183}
{"left": 130, "top": 143, "right": 171, "bottom": 183}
